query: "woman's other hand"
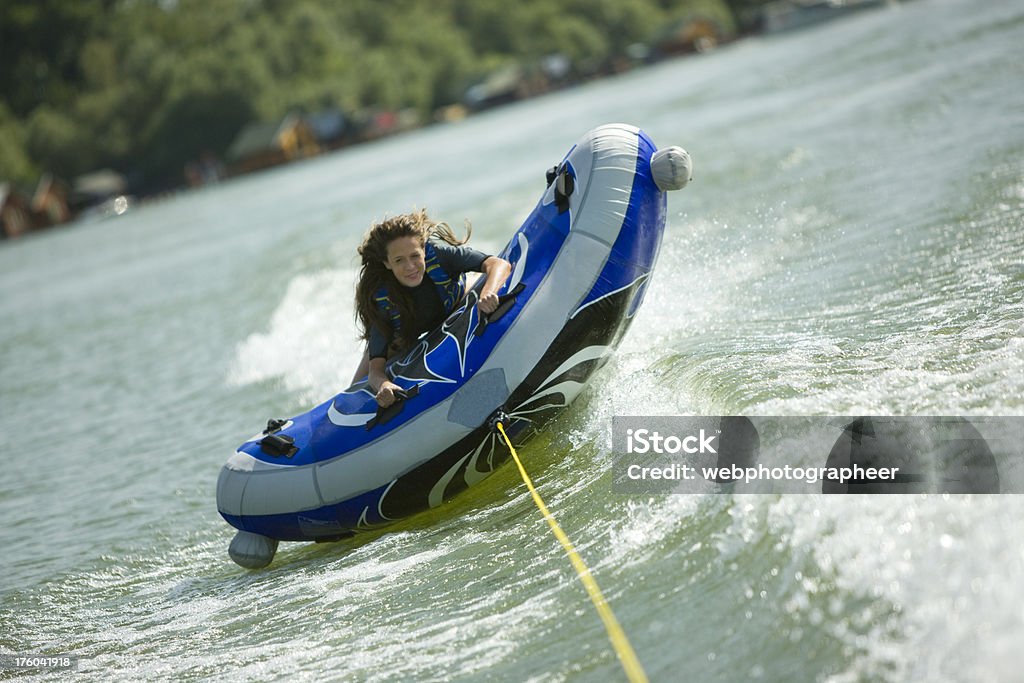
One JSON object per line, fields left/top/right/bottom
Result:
{"left": 478, "top": 291, "right": 500, "bottom": 314}
{"left": 375, "top": 380, "right": 403, "bottom": 407}
{"left": 477, "top": 256, "right": 512, "bottom": 316}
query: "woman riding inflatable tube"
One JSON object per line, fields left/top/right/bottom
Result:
{"left": 218, "top": 123, "right": 692, "bottom": 568}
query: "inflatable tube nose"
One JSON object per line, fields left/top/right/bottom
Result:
{"left": 651, "top": 146, "right": 693, "bottom": 191}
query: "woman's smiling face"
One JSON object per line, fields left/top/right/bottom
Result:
{"left": 384, "top": 236, "right": 426, "bottom": 287}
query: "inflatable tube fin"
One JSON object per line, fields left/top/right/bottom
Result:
{"left": 651, "top": 146, "right": 692, "bottom": 191}
{"left": 229, "top": 531, "right": 279, "bottom": 569}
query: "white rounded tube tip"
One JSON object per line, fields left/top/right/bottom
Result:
{"left": 229, "top": 530, "right": 279, "bottom": 569}
{"left": 651, "top": 146, "right": 693, "bottom": 191}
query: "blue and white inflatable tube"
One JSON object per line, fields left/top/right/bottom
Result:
{"left": 218, "top": 124, "right": 691, "bottom": 568}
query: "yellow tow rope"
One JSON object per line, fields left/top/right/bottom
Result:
{"left": 495, "top": 422, "right": 649, "bottom": 683}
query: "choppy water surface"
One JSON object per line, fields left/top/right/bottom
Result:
{"left": 2, "top": 0, "right": 1023, "bottom": 680}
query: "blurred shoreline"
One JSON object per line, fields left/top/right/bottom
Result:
{"left": 2, "top": 0, "right": 900, "bottom": 239}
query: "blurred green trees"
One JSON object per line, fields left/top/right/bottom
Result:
{"left": 0, "top": 0, "right": 765, "bottom": 191}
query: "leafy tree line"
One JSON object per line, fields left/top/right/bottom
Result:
{"left": 1, "top": 0, "right": 770, "bottom": 193}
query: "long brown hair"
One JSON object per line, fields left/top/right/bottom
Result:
{"left": 354, "top": 209, "right": 470, "bottom": 350}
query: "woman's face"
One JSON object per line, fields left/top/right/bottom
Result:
{"left": 384, "top": 236, "right": 426, "bottom": 287}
